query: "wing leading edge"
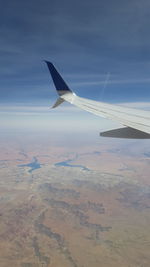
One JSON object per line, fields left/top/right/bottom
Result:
{"left": 45, "top": 61, "right": 150, "bottom": 139}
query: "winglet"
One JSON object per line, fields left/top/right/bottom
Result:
{"left": 51, "top": 97, "right": 65, "bottom": 109}
{"left": 45, "top": 61, "right": 72, "bottom": 96}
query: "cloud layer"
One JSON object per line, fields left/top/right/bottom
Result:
{"left": 0, "top": 0, "right": 150, "bottom": 105}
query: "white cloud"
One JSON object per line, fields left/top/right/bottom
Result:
{"left": 71, "top": 78, "right": 150, "bottom": 88}
{"left": 0, "top": 104, "right": 79, "bottom": 115}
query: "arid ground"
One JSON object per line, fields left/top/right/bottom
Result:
{"left": 0, "top": 132, "right": 150, "bottom": 267}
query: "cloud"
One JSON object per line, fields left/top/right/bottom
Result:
{"left": 1, "top": 100, "right": 149, "bottom": 133}
{"left": 1, "top": 0, "right": 150, "bottom": 105}
{"left": 0, "top": 104, "right": 79, "bottom": 115}
{"left": 1, "top": 100, "right": 150, "bottom": 116}
{"left": 72, "top": 77, "right": 150, "bottom": 87}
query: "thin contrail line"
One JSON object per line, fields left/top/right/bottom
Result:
{"left": 100, "top": 72, "right": 110, "bottom": 100}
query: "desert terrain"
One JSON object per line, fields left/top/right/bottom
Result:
{"left": 0, "top": 132, "right": 150, "bottom": 267}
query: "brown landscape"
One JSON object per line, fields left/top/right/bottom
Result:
{"left": 0, "top": 132, "right": 150, "bottom": 267}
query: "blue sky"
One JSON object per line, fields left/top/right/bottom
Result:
{"left": 1, "top": 0, "right": 150, "bottom": 132}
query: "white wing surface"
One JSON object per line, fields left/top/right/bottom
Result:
{"left": 45, "top": 61, "right": 150, "bottom": 139}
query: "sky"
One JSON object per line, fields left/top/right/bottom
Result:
{"left": 1, "top": 0, "right": 150, "bottom": 132}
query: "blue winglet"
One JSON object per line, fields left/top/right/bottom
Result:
{"left": 45, "top": 61, "right": 72, "bottom": 96}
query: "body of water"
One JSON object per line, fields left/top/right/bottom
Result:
{"left": 55, "top": 159, "right": 89, "bottom": 171}
{"left": 18, "top": 157, "right": 41, "bottom": 173}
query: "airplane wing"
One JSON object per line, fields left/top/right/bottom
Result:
{"left": 45, "top": 61, "right": 150, "bottom": 139}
